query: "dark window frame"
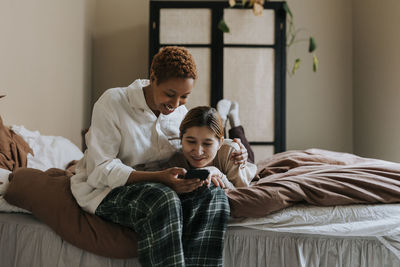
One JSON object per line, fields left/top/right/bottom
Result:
{"left": 149, "top": 0, "right": 286, "bottom": 153}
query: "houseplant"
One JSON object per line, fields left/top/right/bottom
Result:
{"left": 219, "top": 0, "right": 318, "bottom": 74}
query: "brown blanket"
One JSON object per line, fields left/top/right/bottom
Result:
{"left": 225, "top": 149, "right": 400, "bottom": 218}
{"left": 0, "top": 116, "right": 33, "bottom": 171}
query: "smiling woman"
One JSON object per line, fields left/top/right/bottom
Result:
{"left": 143, "top": 77, "right": 194, "bottom": 116}
{"left": 143, "top": 46, "right": 197, "bottom": 116}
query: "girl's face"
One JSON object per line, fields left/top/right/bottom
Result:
{"left": 147, "top": 77, "right": 194, "bottom": 116}
{"left": 182, "top": 126, "right": 223, "bottom": 168}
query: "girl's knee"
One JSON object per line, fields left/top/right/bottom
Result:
{"left": 142, "top": 183, "right": 181, "bottom": 209}
{"left": 209, "top": 184, "right": 228, "bottom": 199}
{"left": 198, "top": 185, "right": 229, "bottom": 212}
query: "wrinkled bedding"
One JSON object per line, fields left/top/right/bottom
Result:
{"left": 3, "top": 116, "right": 400, "bottom": 260}
{"left": 4, "top": 148, "right": 400, "bottom": 259}
{"left": 226, "top": 149, "right": 400, "bottom": 218}
{"left": 0, "top": 118, "right": 32, "bottom": 171}
{"left": 229, "top": 203, "right": 400, "bottom": 237}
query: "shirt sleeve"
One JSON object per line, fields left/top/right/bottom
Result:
{"left": 85, "top": 101, "right": 134, "bottom": 189}
{"left": 216, "top": 141, "right": 257, "bottom": 187}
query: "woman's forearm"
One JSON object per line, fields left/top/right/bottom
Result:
{"left": 126, "top": 170, "right": 162, "bottom": 184}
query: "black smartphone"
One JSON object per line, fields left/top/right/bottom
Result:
{"left": 184, "top": 169, "right": 210, "bottom": 180}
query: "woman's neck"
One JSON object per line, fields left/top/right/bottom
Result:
{"left": 143, "top": 84, "right": 160, "bottom": 117}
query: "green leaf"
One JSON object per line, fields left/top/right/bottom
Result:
{"left": 309, "top": 37, "right": 317, "bottom": 53}
{"left": 292, "top": 58, "right": 301, "bottom": 75}
{"left": 313, "top": 54, "right": 319, "bottom": 72}
{"left": 218, "top": 19, "right": 230, "bottom": 33}
{"left": 283, "top": 2, "right": 293, "bottom": 18}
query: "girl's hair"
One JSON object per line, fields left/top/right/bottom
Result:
{"left": 180, "top": 106, "right": 224, "bottom": 140}
{"left": 150, "top": 46, "right": 197, "bottom": 85}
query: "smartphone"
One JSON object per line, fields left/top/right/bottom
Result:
{"left": 184, "top": 169, "right": 210, "bottom": 180}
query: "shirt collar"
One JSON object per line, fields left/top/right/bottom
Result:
{"left": 126, "top": 79, "right": 152, "bottom": 112}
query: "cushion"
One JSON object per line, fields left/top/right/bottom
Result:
{"left": 0, "top": 117, "right": 33, "bottom": 171}
{"left": 4, "top": 168, "right": 138, "bottom": 258}
{"left": 11, "top": 125, "right": 83, "bottom": 171}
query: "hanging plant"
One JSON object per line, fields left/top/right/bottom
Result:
{"left": 219, "top": 0, "right": 265, "bottom": 32}
{"left": 220, "top": 1, "right": 318, "bottom": 74}
{"left": 284, "top": 2, "right": 318, "bottom": 75}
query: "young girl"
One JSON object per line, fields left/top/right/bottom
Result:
{"left": 167, "top": 106, "right": 257, "bottom": 189}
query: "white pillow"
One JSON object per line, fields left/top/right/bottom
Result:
{"left": 11, "top": 125, "right": 83, "bottom": 171}
{"left": 0, "top": 168, "right": 11, "bottom": 195}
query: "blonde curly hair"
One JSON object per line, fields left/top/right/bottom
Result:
{"left": 150, "top": 46, "right": 197, "bottom": 85}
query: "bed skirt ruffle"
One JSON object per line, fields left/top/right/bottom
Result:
{"left": 224, "top": 227, "right": 400, "bottom": 267}
{"left": 2, "top": 213, "right": 400, "bottom": 267}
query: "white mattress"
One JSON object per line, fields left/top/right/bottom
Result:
{"left": 229, "top": 203, "right": 400, "bottom": 237}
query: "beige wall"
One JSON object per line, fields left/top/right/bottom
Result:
{"left": 353, "top": 0, "right": 400, "bottom": 162}
{"left": 92, "top": 0, "right": 149, "bottom": 104}
{"left": 0, "top": 0, "right": 94, "bottom": 148}
{"left": 284, "top": 0, "right": 354, "bottom": 153}
{"left": 3, "top": 0, "right": 399, "bottom": 162}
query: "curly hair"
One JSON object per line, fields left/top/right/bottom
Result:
{"left": 179, "top": 106, "right": 224, "bottom": 140}
{"left": 150, "top": 46, "right": 198, "bottom": 85}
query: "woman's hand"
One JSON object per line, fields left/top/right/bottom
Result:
{"left": 209, "top": 173, "right": 226, "bottom": 188}
{"left": 230, "top": 138, "right": 248, "bottom": 166}
{"left": 159, "top": 167, "right": 205, "bottom": 194}
{"left": 202, "top": 166, "right": 226, "bottom": 188}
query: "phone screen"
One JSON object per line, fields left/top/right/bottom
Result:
{"left": 184, "top": 169, "right": 210, "bottom": 180}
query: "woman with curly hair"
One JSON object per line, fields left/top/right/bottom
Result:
{"left": 71, "top": 46, "right": 249, "bottom": 267}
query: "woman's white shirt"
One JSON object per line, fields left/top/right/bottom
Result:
{"left": 70, "top": 79, "right": 187, "bottom": 213}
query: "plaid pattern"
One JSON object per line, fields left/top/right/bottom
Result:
{"left": 95, "top": 182, "right": 230, "bottom": 267}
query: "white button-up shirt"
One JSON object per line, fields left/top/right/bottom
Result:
{"left": 71, "top": 79, "right": 187, "bottom": 213}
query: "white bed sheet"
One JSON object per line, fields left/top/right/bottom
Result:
{"left": 228, "top": 203, "right": 400, "bottom": 261}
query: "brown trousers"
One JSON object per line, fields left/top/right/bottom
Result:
{"left": 228, "top": 126, "right": 254, "bottom": 163}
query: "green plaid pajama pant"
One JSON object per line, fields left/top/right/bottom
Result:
{"left": 95, "top": 182, "right": 230, "bottom": 267}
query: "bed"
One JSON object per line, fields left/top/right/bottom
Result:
{"left": 2, "top": 120, "right": 400, "bottom": 267}
{"left": 3, "top": 206, "right": 400, "bottom": 267}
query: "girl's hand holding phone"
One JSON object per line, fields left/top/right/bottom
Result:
{"left": 160, "top": 167, "right": 204, "bottom": 193}
{"left": 198, "top": 166, "right": 226, "bottom": 188}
